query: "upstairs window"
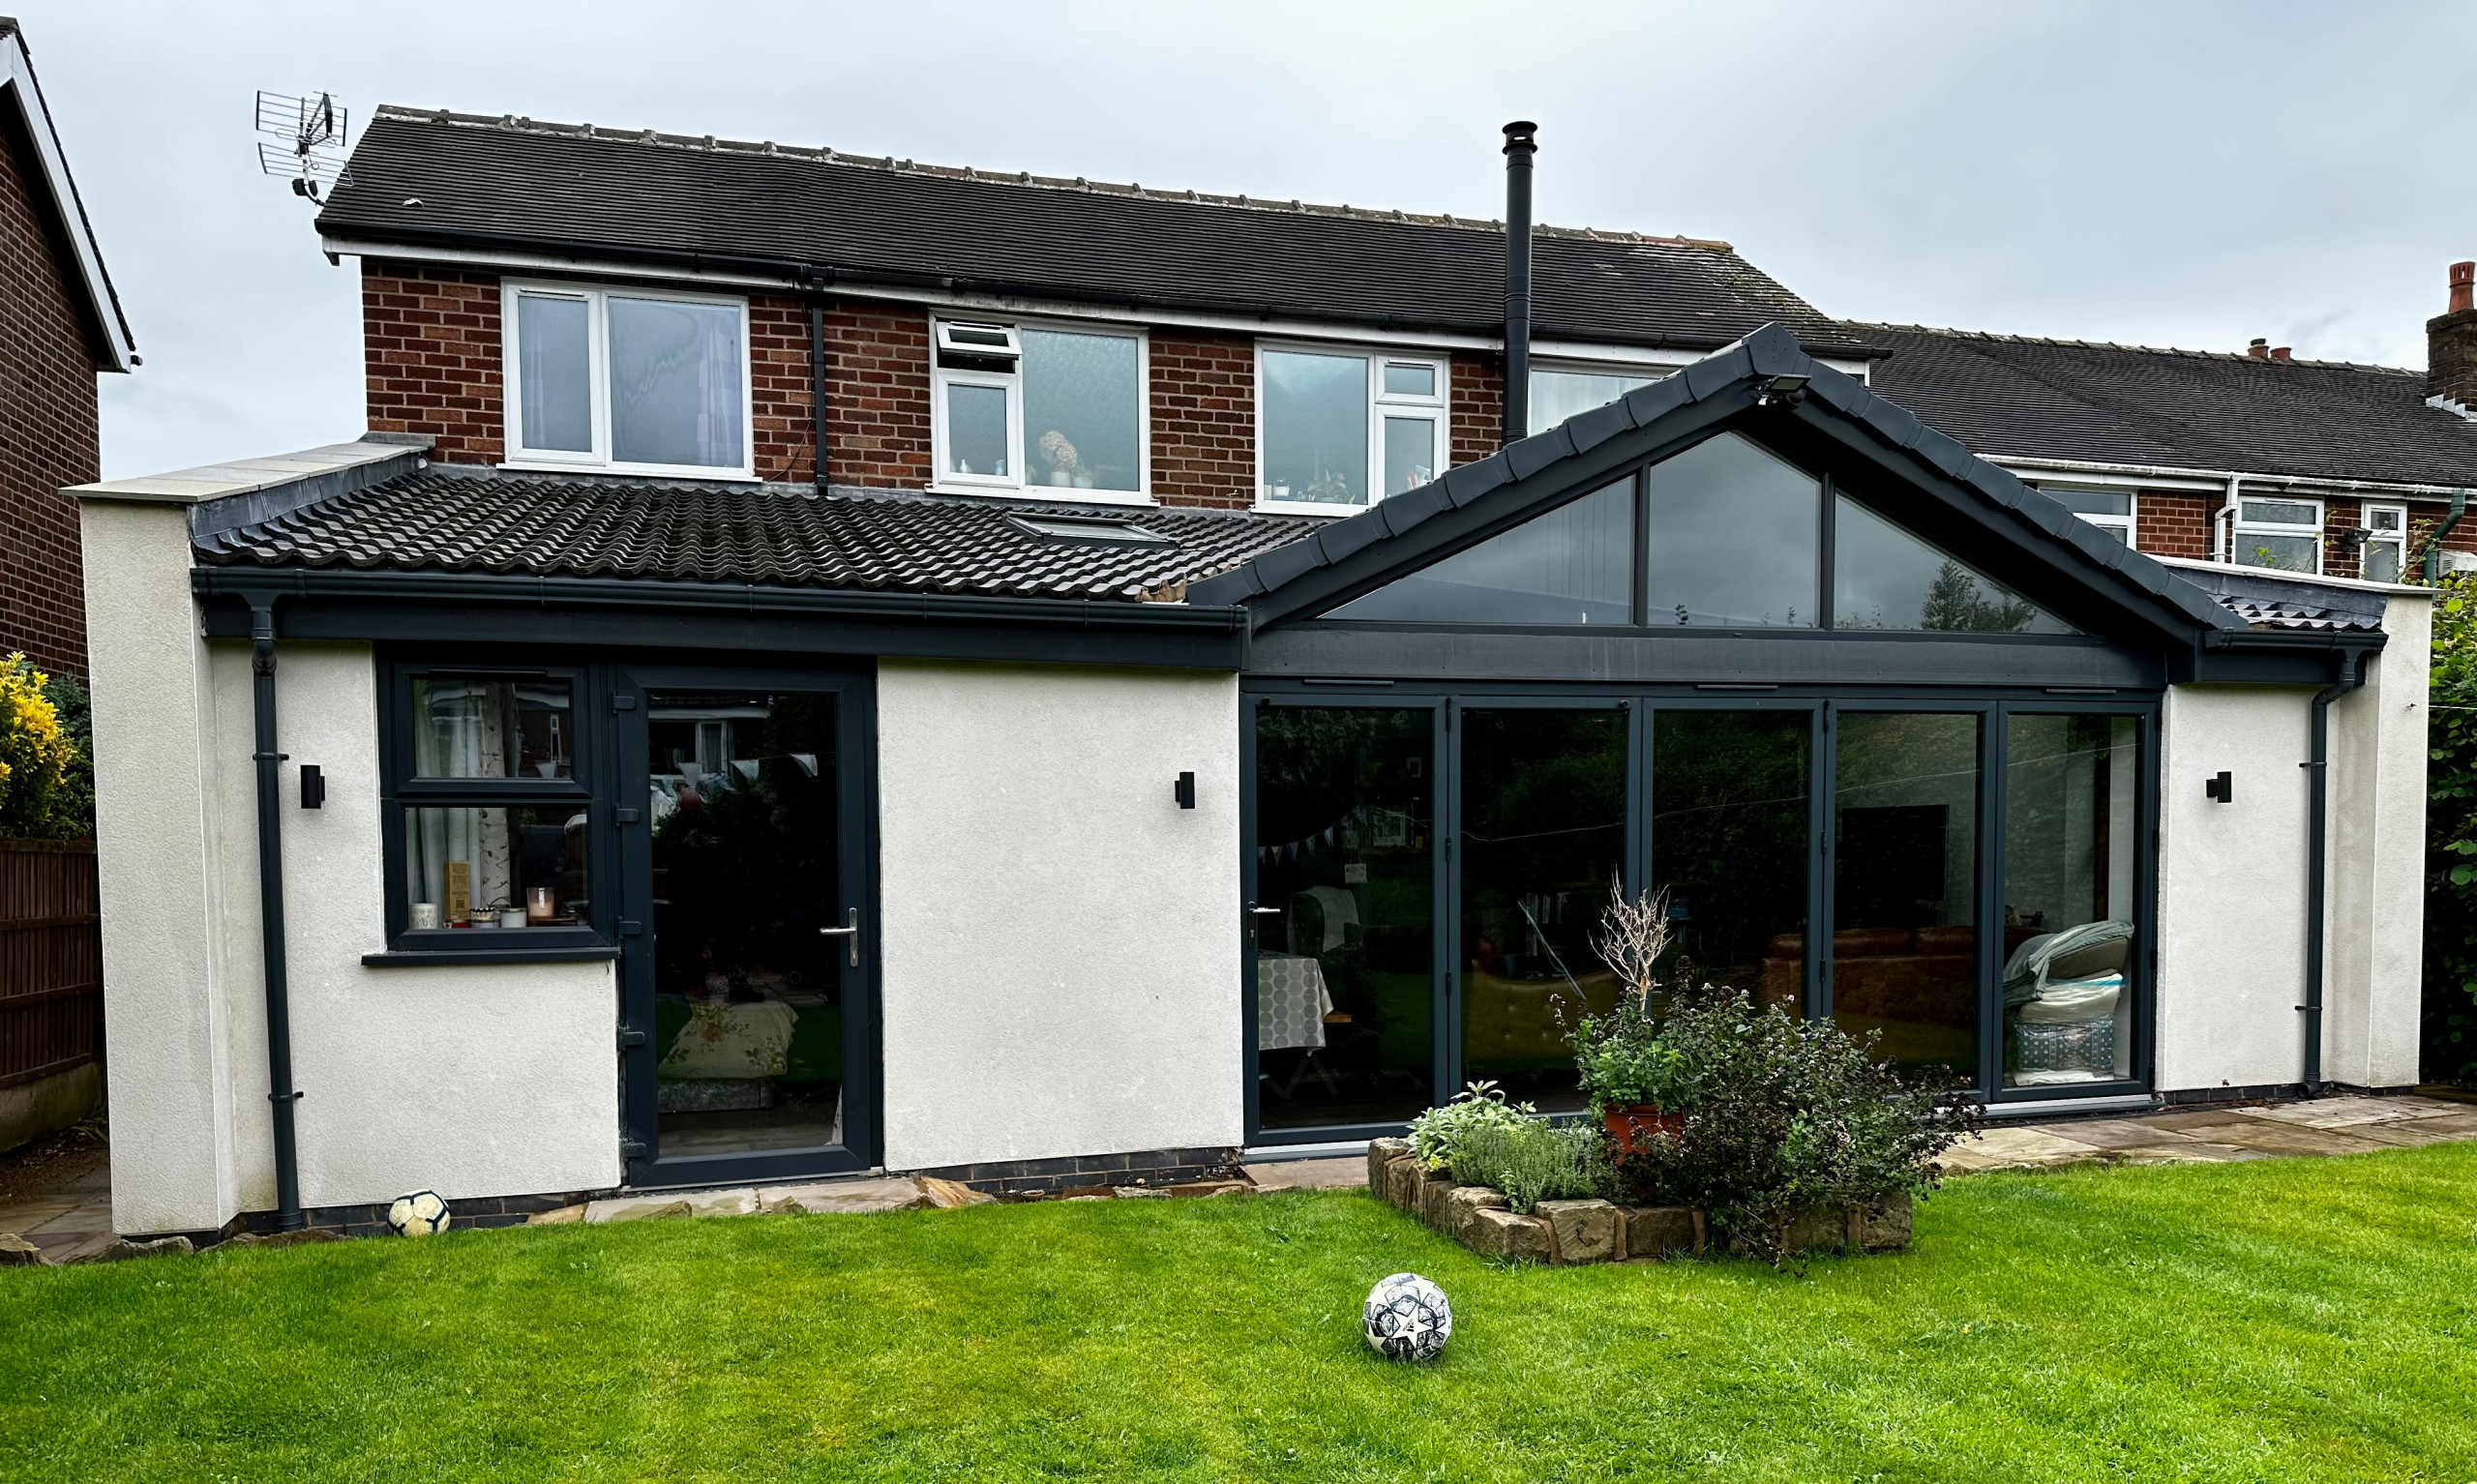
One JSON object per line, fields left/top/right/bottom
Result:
{"left": 1260, "top": 346, "right": 1448, "bottom": 513}
{"left": 2042, "top": 486, "right": 2136, "bottom": 546}
{"left": 932, "top": 318, "right": 1146, "bottom": 501}
{"left": 2233, "top": 496, "right": 2321, "bottom": 574}
{"left": 503, "top": 283, "right": 750, "bottom": 477}
{"left": 2362, "top": 503, "right": 2407, "bottom": 583}
{"left": 1529, "top": 368, "right": 1662, "bottom": 435}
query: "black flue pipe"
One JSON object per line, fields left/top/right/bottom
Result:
{"left": 1501, "top": 121, "right": 1537, "bottom": 447}
{"left": 250, "top": 604, "right": 305, "bottom": 1230}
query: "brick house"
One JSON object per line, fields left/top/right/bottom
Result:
{"left": 70, "top": 107, "right": 2446, "bottom": 1238}
{"left": 0, "top": 17, "right": 134, "bottom": 681}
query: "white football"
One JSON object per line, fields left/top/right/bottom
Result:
{"left": 1363, "top": 1272, "right": 1451, "bottom": 1361}
{"left": 386, "top": 1189, "right": 452, "bottom": 1237}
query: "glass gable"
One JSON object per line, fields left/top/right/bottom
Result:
{"left": 1326, "top": 479, "right": 1633, "bottom": 624}
{"left": 1834, "top": 495, "right": 2075, "bottom": 635}
{"left": 1646, "top": 432, "right": 1820, "bottom": 627}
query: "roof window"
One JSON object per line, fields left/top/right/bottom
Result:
{"left": 1009, "top": 514, "right": 1170, "bottom": 546}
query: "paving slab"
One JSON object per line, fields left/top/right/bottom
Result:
{"left": 2236, "top": 1098, "right": 2458, "bottom": 1129}
{"left": 1941, "top": 1127, "right": 2105, "bottom": 1172}
{"left": 1243, "top": 1156, "right": 1364, "bottom": 1192}
{"left": 2031, "top": 1119, "right": 2206, "bottom": 1151}
{"left": 758, "top": 1178, "right": 928, "bottom": 1215}
{"left": 2137, "top": 1111, "right": 2264, "bottom": 1133}
{"left": 2187, "top": 1121, "right": 2389, "bottom": 1158}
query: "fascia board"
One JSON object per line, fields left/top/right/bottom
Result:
{"left": 1, "top": 35, "right": 134, "bottom": 371}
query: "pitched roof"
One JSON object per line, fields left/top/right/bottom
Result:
{"left": 191, "top": 466, "right": 1316, "bottom": 603}
{"left": 1861, "top": 325, "right": 2477, "bottom": 490}
{"left": 0, "top": 18, "right": 134, "bottom": 371}
{"left": 315, "top": 108, "right": 1877, "bottom": 357}
{"left": 1191, "top": 323, "right": 2249, "bottom": 642}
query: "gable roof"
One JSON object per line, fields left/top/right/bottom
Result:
{"left": 1862, "top": 325, "right": 2477, "bottom": 490}
{"left": 1191, "top": 323, "right": 2258, "bottom": 647}
{"left": 0, "top": 19, "right": 134, "bottom": 371}
{"left": 314, "top": 108, "right": 1878, "bottom": 358}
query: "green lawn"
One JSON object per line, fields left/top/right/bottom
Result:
{"left": 6, "top": 1146, "right": 2477, "bottom": 1482}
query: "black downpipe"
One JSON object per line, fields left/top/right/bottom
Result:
{"left": 809, "top": 289, "right": 831, "bottom": 493}
{"left": 250, "top": 604, "right": 306, "bottom": 1230}
{"left": 2301, "top": 645, "right": 2372, "bottom": 1094}
{"left": 2425, "top": 489, "right": 2467, "bottom": 582}
{"left": 1501, "top": 121, "right": 1537, "bottom": 447}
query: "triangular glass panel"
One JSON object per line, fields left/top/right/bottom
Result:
{"left": 1325, "top": 478, "right": 1634, "bottom": 624}
{"left": 1833, "top": 495, "right": 2076, "bottom": 635}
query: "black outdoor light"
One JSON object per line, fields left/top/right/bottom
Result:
{"left": 1753, "top": 372, "right": 1810, "bottom": 407}
{"left": 2205, "top": 770, "right": 2233, "bottom": 803}
{"left": 300, "top": 764, "right": 325, "bottom": 810}
{"left": 1174, "top": 771, "right": 1197, "bottom": 810}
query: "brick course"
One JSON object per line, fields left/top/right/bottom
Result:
{"left": 822, "top": 302, "right": 932, "bottom": 489}
{"left": 362, "top": 260, "right": 503, "bottom": 464}
{"left": 2134, "top": 490, "right": 2212, "bottom": 561}
{"left": 0, "top": 110, "right": 101, "bottom": 679}
{"left": 1149, "top": 331, "right": 1255, "bottom": 508}
{"left": 1449, "top": 353, "right": 1504, "bottom": 463}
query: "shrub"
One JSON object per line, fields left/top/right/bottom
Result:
{"left": 1571, "top": 879, "right": 1696, "bottom": 1111}
{"left": 1407, "top": 1081, "right": 1533, "bottom": 1172}
{"left": 2429, "top": 575, "right": 2477, "bottom": 1083}
{"left": 1450, "top": 1118, "right": 1611, "bottom": 1214}
{"left": 0, "top": 656, "right": 86, "bottom": 841}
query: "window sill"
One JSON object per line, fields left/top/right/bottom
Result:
{"left": 363, "top": 945, "right": 619, "bottom": 967}
{"left": 927, "top": 483, "right": 1159, "bottom": 509}
{"left": 498, "top": 460, "right": 761, "bottom": 484}
{"left": 1252, "top": 499, "right": 1360, "bottom": 519}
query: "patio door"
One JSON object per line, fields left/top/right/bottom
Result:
{"left": 614, "top": 666, "right": 878, "bottom": 1186}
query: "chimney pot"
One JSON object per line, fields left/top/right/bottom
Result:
{"left": 2247, "top": 338, "right": 2269, "bottom": 359}
{"left": 2271, "top": 346, "right": 2292, "bottom": 362}
{"left": 2453, "top": 260, "right": 2475, "bottom": 314}
{"left": 2432, "top": 261, "right": 2477, "bottom": 405}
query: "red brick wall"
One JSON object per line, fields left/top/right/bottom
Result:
{"left": 1450, "top": 353, "right": 1504, "bottom": 463}
{"left": 363, "top": 261, "right": 502, "bottom": 464}
{"left": 822, "top": 303, "right": 932, "bottom": 489}
{"left": 2134, "top": 491, "right": 2211, "bottom": 560}
{"left": 750, "top": 295, "right": 814, "bottom": 484}
{"left": 1149, "top": 332, "right": 1255, "bottom": 509}
{"left": 0, "top": 112, "right": 101, "bottom": 678}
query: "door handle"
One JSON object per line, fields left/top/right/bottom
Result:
{"left": 1248, "top": 905, "right": 1282, "bottom": 916}
{"left": 819, "top": 906, "right": 861, "bottom": 967}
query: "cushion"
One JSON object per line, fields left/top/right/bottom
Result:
{"left": 2047, "top": 935, "right": 2130, "bottom": 979}
{"left": 2016, "top": 974, "right": 2123, "bottom": 1024}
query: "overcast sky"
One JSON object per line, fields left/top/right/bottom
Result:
{"left": 24, "top": 1, "right": 2473, "bottom": 479}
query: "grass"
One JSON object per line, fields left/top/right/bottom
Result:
{"left": 6, "top": 1147, "right": 2477, "bottom": 1482}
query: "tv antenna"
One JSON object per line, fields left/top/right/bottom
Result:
{"left": 255, "top": 90, "right": 349, "bottom": 202}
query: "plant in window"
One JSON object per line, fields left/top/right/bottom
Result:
{"left": 1035, "top": 430, "right": 1083, "bottom": 488}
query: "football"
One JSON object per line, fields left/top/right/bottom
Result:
{"left": 1362, "top": 1272, "right": 1451, "bottom": 1361}
{"left": 386, "top": 1189, "right": 452, "bottom": 1237}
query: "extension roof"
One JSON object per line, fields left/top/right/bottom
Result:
{"left": 190, "top": 465, "right": 1315, "bottom": 604}
{"left": 0, "top": 18, "right": 134, "bottom": 371}
{"left": 1862, "top": 325, "right": 2477, "bottom": 491}
{"left": 1192, "top": 323, "right": 2325, "bottom": 649}
{"left": 315, "top": 107, "right": 1877, "bottom": 358}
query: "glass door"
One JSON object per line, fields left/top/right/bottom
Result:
{"left": 616, "top": 667, "right": 876, "bottom": 1186}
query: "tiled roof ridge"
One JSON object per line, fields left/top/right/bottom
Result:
{"left": 1855, "top": 321, "right": 2416, "bottom": 376}
{"left": 368, "top": 104, "right": 1737, "bottom": 252}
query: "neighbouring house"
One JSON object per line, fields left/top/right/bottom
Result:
{"left": 71, "top": 108, "right": 2455, "bottom": 1238}
{"left": 0, "top": 17, "right": 133, "bottom": 1154}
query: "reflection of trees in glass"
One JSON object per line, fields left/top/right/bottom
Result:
{"left": 653, "top": 697, "right": 837, "bottom": 994}
{"left": 1653, "top": 712, "right": 1808, "bottom": 996}
{"left": 1920, "top": 559, "right": 2037, "bottom": 633}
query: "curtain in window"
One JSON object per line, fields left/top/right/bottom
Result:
{"left": 407, "top": 684, "right": 512, "bottom": 915}
{"left": 610, "top": 298, "right": 745, "bottom": 469}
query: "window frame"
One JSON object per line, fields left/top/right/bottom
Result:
{"left": 2361, "top": 502, "right": 2408, "bottom": 583}
{"left": 2232, "top": 494, "right": 2325, "bottom": 575}
{"left": 500, "top": 280, "right": 757, "bottom": 483}
{"left": 1255, "top": 341, "right": 1451, "bottom": 517}
{"left": 928, "top": 314, "right": 1153, "bottom": 506}
{"left": 2037, "top": 483, "right": 2137, "bottom": 548}
{"left": 374, "top": 660, "right": 612, "bottom": 960}
{"left": 1526, "top": 359, "right": 1670, "bottom": 437}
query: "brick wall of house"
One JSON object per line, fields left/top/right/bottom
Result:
{"left": 1450, "top": 353, "right": 1504, "bottom": 464}
{"left": 1149, "top": 332, "right": 1255, "bottom": 509}
{"left": 363, "top": 261, "right": 503, "bottom": 464}
{"left": 821, "top": 302, "right": 933, "bottom": 489}
{"left": 749, "top": 295, "right": 813, "bottom": 485}
{"left": 2133, "top": 491, "right": 2212, "bottom": 560}
{"left": 0, "top": 110, "right": 101, "bottom": 678}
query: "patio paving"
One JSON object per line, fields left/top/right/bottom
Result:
{"left": 1938, "top": 1093, "right": 2477, "bottom": 1173}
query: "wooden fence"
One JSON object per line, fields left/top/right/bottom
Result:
{"left": 0, "top": 840, "right": 101, "bottom": 1092}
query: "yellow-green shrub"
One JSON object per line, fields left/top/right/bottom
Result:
{"left": 0, "top": 655, "right": 88, "bottom": 841}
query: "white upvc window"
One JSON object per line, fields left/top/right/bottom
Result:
{"left": 501, "top": 282, "right": 753, "bottom": 479}
{"left": 1529, "top": 365, "right": 1665, "bottom": 436}
{"left": 1257, "top": 344, "right": 1450, "bottom": 515}
{"left": 930, "top": 317, "right": 1149, "bottom": 504}
{"left": 2039, "top": 485, "right": 2137, "bottom": 547}
{"left": 2232, "top": 495, "right": 2323, "bottom": 574}
{"left": 2361, "top": 502, "right": 2408, "bottom": 583}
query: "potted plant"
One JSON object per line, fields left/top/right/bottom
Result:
{"left": 1572, "top": 881, "right": 1694, "bottom": 1155}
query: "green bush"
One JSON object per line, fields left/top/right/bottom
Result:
{"left": 2428, "top": 575, "right": 2477, "bottom": 1083}
{"left": 1407, "top": 1081, "right": 1533, "bottom": 1172}
{"left": 0, "top": 656, "right": 88, "bottom": 841}
{"left": 1449, "top": 1118, "right": 1610, "bottom": 1214}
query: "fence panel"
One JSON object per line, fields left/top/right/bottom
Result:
{"left": 0, "top": 841, "right": 102, "bottom": 1091}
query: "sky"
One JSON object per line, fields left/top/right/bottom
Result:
{"left": 21, "top": 0, "right": 2475, "bottom": 479}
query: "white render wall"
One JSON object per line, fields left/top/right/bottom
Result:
{"left": 875, "top": 659, "right": 1242, "bottom": 1171}
{"left": 2324, "top": 590, "right": 2431, "bottom": 1089}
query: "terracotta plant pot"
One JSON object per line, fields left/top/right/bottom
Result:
{"left": 1603, "top": 1104, "right": 1685, "bottom": 1158}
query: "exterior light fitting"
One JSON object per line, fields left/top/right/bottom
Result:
{"left": 1753, "top": 372, "right": 1810, "bottom": 407}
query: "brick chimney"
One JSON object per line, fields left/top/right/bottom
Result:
{"left": 2271, "top": 346, "right": 2292, "bottom": 362}
{"left": 2248, "top": 338, "right": 2269, "bottom": 359}
{"left": 2430, "top": 261, "right": 2477, "bottom": 406}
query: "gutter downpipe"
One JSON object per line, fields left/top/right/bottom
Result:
{"left": 2301, "top": 642, "right": 2373, "bottom": 1095}
{"left": 250, "top": 602, "right": 306, "bottom": 1231}
{"left": 807, "top": 267, "right": 835, "bottom": 494}
{"left": 2426, "top": 488, "right": 2467, "bottom": 582}
{"left": 1500, "top": 121, "right": 1537, "bottom": 447}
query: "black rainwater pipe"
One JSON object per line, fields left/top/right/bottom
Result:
{"left": 2425, "top": 489, "right": 2467, "bottom": 582}
{"left": 808, "top": 282, "right": 831, "bottom": 493}
{"left": 2301, "top": 644, "right": 2373, "bottom": 1095}
{"left": 250, "top": 604, "right": 306, "bottom": 1230}
{"left": 1501, "top": 121, "right": 1537, "bottom": 447}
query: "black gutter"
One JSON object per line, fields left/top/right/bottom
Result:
{"left": 191, "top": 566, "right": 1250, "bottom": 636}
{"left": 2301, "top": 640, "right": 2378, "bottom": 1093}
{"left": 1501, "top": 122, "right": 1537, "bottom": 446}
{"left": 248, "top": 604, "right": 306, "bottom": 1231}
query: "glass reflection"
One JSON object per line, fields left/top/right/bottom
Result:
{"left": 515, "top": 294, "right": 592, "bottom": 453}
{"left": 1254, "top": 708, "right": 1434, "bottom": 1128}
{"left": 1644, "top": 432, "right": 1820, "bottom": 627}
{"left": 1833, "top": 712, "right": 1981, "bottom": 1077}
{"left": 2002, "top": 715, "right": 2138, "bottom": 1087}
{"left": 1652, "top": 710, "right": 1811, "bottom": 1012}
{"left": 1326, "top": 479, "right": 1633, "bottom": 625}
{"left": 1460, "top": 710, "right": 1626, "bottom": 1112}
{"left": 1529, "top": 369, "right": 1660, "bottom": 435}
{"left": 1022, "top": 329, "right": 1140, "bottom": 491}
{"left": 1835, "top": 495, "right": 2074, "bottom": 634}
{"left": 608, "top": 296, "right": 744, "bottom": 468}
{"left": 413, "top": 677, "right": 573, "bottom": 779}
{"left": 1262, "top": 350, "right": 1368, "bottom": 507}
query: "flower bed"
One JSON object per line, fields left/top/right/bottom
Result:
{"left": 1365, "top": 1137, "right": 1912, "bottom": 1264}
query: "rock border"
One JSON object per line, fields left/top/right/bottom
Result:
{"left": 1365, "top": 1138, "right": 1911, "bottom": 1263}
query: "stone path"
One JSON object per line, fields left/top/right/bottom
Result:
{"left": 1941, "top": 1093, "right": 2477, "bottom": 1172}
{"left": 0, "top": 1159, "right": 115, "bottom": 1263}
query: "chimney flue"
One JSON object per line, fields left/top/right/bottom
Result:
{"left": 2271, "top": 346, "right": 2292, "bottom": 362}
{"left": 2247, "top": 338, "right": 2269, "bottom": 359}
{"left": 2431, "top": 261, "right": 2477, "bottom": 407}
{"left": 1501, "top": 120, "right": 1537, "bottom": 447}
